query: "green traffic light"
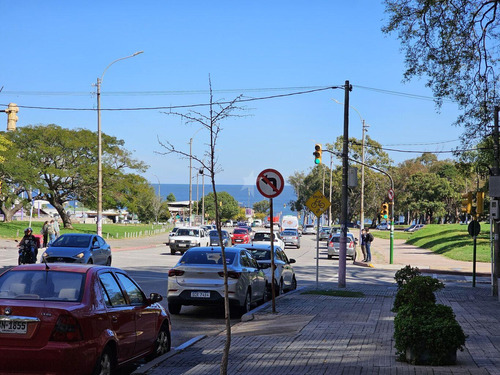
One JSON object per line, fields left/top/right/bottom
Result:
{"left": 315, "top": 158, "right": 321, "bottom": 164}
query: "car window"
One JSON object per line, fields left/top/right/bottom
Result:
{"left": 180, "top": 250, "right": 235, "bottom": 265}
{"left": 282, "top": 230, "right": 297, "bottom": 236}
{"left": 240, "top": 251, "right": 252, "bottom": 267}
{"left": 115, "top": 273, "right": 145, "bottom": 305}
{"left": 99, "top": 272, "right": 127, "bottom": 307}
{"left": 249, "top": 249, "right": 271, "bottom": 261}
{"left": 51, "top": 235, "right": 91, "bottom": 248}
{"left": 245, "top": 251, "right": 260, "bottom": 268}
{"left": 0, "top": 270, "right": 84, "bottom": 301}
{"left": 97, "top": 236, "right": 106, "bottom": 247}
{"left": 233, "top": 229, "right": 248, "bottom": 235}
{"left": 177, "top": 229, "right": 199, "bottom": 236}
{"left": 254, "top": 232, "right": 271, "bottom": 241}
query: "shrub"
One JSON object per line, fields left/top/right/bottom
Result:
{"left": 392, "top": 275, "right": 444, "bottom": 313}
{"left": 394, "top": 265, "right": 421, "bottom": 288}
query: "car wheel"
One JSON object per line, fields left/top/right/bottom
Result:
{"left": 93, "top": 347, "right": 114, "bottom": 375}
{"left": 168, "top": 302, "right": 181, "bottom": 315}
{"left": 87, "top": 258, "right": 93, "bottom": 264}
{"left": 146, "top": 324, "right": 171, "bottom": 361}
{"left": 240, "top": 290, "right": 251, "bottom": 314}
{"left": 291, "top": 276, "right": 297, "bottom": 291}
{"left": 105, "top": 257, "right": 111, "bottom": 266}
{"left": 327, "top": 254, "right": 332, "bottom": 259}
{"left": 296, "top": 245, "right": 300, "bottom": 249}
{"left": 170, "top": 249, "right": 176, "bottom": 255}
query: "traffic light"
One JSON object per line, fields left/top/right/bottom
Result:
{"left": 461, "top": 192, "right": 472, "bottom": 214}
{"left": 477, "top": 191, "right": 485, "bottom": 215}
{"left": 381, "top": 203, "right": 389, "bottom": 219}
{"left": 313, "top": 144, "right": 322, "bottom": 164}
{"left": 6, "top": 103, "right": 19, "bottom": 131}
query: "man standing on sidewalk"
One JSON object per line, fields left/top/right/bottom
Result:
{"left": 365, "top": 228, "right": 374, "bottom": 262}
{"left": 360, "top": 229, "right": 368, "bottom": 262}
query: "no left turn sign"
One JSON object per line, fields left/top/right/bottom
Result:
{"left": 256, "top": 169, "right": 284, "bottom": 199}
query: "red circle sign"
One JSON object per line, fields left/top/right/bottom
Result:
{"left": 256, "top": 169, "right": 284, "bottom": 199}
{"left": 388, "top": 189, "right": 394, "bottom": 201}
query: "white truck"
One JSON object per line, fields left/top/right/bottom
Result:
{"left": 281, "top": 215, "right": 299, "bottom": 231}
{"left": 169, "top": 227, "right": 210, "bottom": 255}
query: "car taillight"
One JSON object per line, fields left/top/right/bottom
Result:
{"left": 329, "top": 242, "right": 333, "bottom": 247}
{"left": 218, "top": 271, "right": 241, "bottom": 279}
{"left": 349, "top": 242, "right": 354, "bottom": 248}
{"left": 168, "top": 269, "right": 185, "bottom": 277}
{"left": 50, "top": 315, "right": 83, "bottom": 342}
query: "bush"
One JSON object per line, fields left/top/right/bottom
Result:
{"left": 392, "top": 275, "right": 444, "bottom": 313}
{"left": 394, "top": 304, "right": 466, "bottom": 365}
{"left": 394, "top": 265, "right": 421, "bottom": 288}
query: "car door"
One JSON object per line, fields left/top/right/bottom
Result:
{"left": 115, "top": 272, "right": 158, "bottom": 355}
{"left": 239, "top": 251, "right": 258, "bottom": 302}
{"left": 99, "top": 271, "right": 137, "bottom": 362}
{"left": 276, "top": 249, "right": 293, "bottom": 288}
{"left": 90, "top": 235, "right": 103, "bottom": 264}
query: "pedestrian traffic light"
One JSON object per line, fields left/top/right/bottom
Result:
{"left": 313, "top": 144, "right": 322, "bottom": 164}
{"left": 461, "top": 192, "right": 472, "bottom": 214}
{"left": 476, "top": 191, "right": 485, "bottom": 215}
{"left": 381, "top": 203, "right": 389, "bottom": 219}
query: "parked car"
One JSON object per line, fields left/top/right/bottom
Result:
{"left": 252, "top": 230, "right": 285, "bottom": 249}
{"left": 327, "top": 233, "right": 357, "bottom": 260}
{"left": 169, "top": 227, "right": 210, "bottom": 255}
{"left": 377, "top": 222, "right": 389, "bottom": 230}
{"left": 318, "top": 226, "right": 331, "bottom": 241}
{"left": 235, "top": 244, "right": 297, "bottom": 296}
{"left": 281, "top": 228, "right": 301, "bottom": 248}
{"left": 41, "top": 233, "right": 112, "bottom": 265}
{"left": 302, "top": 224, "right": 316, "bottom": 235}
{"left": 224, "top": 220, "right": 234, "bottom": 227}
{"left": 231, "top": 227, "right": 251, "bottom": 244}
{"left": 404, "top": 224, "right": 425, "bottom": 232}
{"left": 167, "top": 247, "right": 267, "bottom": 315}
{"left": 209, "top": 229, "right": 232, "bottom": 246}
{"left": 0, "top": 263, "right": 171, "bottom": 375}
{"left": 253, "top": 219, "right": 263, "bottom": 227}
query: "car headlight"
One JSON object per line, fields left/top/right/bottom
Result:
{"left": 76, "top": 252, "right": 85, "bottom": 259}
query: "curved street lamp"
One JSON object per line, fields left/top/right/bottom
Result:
{"left": 96, "top": 51, "right": 143, "bottom": 236}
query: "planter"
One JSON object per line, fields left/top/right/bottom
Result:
{"left": 405, "top": 346, "right": 457, "bottom": 366}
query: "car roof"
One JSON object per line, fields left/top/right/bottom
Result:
{"left": 58, "top": 233, "right": 95, "bottom": 237}
{"left": 3, "top": 263, "right": 112, "bottom": 274}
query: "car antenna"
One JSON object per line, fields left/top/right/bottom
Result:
{"left": 42, "top": 255, "right": 51, "bottom": 270}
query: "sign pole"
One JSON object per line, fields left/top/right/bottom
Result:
{"left": 316, "top": 218, "right": 320, "bottom": 289}
{"left": 270, "top": 197, "right": 276, "bottom": 312}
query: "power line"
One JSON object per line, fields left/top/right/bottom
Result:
{"left": 0, "top": 86, "right": 340, "bottom": 111}
{"left": 351, "top": 140, "right": 488, "bottom": 154}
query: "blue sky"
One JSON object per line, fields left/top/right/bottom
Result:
{"left": 1, "top": 1, "right": 463, "bottom": 185}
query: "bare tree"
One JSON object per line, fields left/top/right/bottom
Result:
{"left": 157, "top": 76, "right": 244, "bottom": 374}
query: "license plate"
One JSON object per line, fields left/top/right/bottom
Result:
{"left": 0, "top": 320, "right": 27, "bottom": 334}
{"left": 235, "top": 239, "right": 242, "bottom": 242}
{"left": 191, "top": 291, "right": 210, "bottom": 298}
{"left": 178, "top": 243, "right": 187, "bottom": 247}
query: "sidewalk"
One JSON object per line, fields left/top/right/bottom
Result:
{"left": 131, "top": 235, "right": 500, "bottom": 375}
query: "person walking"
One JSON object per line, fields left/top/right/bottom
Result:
{"left": 360, "top": 229, "right": 368, "bottom": 262}
{"left": 41, "top": 221, "right": 49, "bottom": 248}
{"left": 365, "top": 228, "right": 374, "bottom": 262}
{"left": 53, "top": 218, "right": 60, "bottom": 239}
{"left": 47, "top": 220, "right": 56, "bottom": 245}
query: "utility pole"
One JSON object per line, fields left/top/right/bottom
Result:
{"left": 189, "top": 137, "right": 193, "bottom": 222}
{"left": 329, "top": 153, "right": 333, "bottom": 226}
{"left": 493, "top": 106, "right": 500, "bottom": 297}
{"left": 360, "top": 120, "right": 368, "bottom": 231}
{"left": 339, "top": 80, "right": 351, "bottom": 288}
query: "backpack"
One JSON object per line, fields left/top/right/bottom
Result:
{"left": 367, "top": 233, "right": 374, "bottom": 243}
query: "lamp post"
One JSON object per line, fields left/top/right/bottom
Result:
{"left": 96, "top": 51, "right": 143, "bottom": 236}
{"left": 153, "top": 174, "right": 161, "bottom": 224}
{"left": 188, "top": 128, "right": 203, "bottom": 222}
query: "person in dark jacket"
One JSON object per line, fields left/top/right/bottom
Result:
{"left": 18, "top": 227, "right": 39, "bottom": 264}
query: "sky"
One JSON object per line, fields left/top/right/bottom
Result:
{"left": 0, "top": 1, "right": 464, "bottom": 186}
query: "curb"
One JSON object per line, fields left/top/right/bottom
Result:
{"left": 131, "top": 335, "right": 207, "bottom": 375}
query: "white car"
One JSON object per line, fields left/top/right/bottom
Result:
{"left": 169, "top": 227, "right": 210, "bottom": 255}
{"left": 235, "top": 244, "right": 297, "bottom": 297}
{"left": 252, "top": 230, "right": 285, "bottom": 250}
{"left": 303, "top": 224, "right": 317, "bottom": 235}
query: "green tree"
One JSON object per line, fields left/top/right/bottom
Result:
{"left": 199, "top": 191, "right": 239, "bottom": 221}
{"left": 383, "top": 0, "right": 500, "bottom": 141}
{"left": 0, "top": 125, "right": 147, "bottom": 227}
{"left": 253, "top": 199, "right": 270, "bottom": 214}
{"left": 166, "top": 193, "right": 176, "bottom": 202}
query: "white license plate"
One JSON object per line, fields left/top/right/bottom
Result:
{"left": 191, "top": 291, "right": 210, "bottom": 298}
{"left": 0, "top": 320, "right": 27, "bottom": 334}
{"left": 178, "top": 243, "right": 187, "bottom": 247}
{"left": 235, "top": 239, "right": 242, "bottom": 242}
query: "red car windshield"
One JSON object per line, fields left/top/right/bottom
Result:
{"left": 0, "top": 270, "right": 84, "bottom": 301}
{"left": 233, "top": 229, "right": 248, "bottom": 235}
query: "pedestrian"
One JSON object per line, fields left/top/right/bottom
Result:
{"left": 18, "top": 227, "right": 39, "bottom": 264}
{"left": 365, "top": 228, "right": 374, "bottom": 262}
{"left": 360, "top": 229, "right": 368, "bottom": 262}
{"left": 48, "top": 220, "right": 56, "bottom": 245}
{"left": 41, "top": 220, "right": 49, "bottom": 248}
{"left": 53, "top": 218, "right": 60, "bottom": 239}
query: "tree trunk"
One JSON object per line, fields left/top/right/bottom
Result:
{"left": 1, "top": 202, "right": 24, "bottom": 222}
{"left": 47, "top": 198, "right": 73, "bottom": 229}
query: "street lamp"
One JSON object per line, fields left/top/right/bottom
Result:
{"left": 96, "top": 51, "right": 143, "bottom": 236}
{"left": 188, "top": 128, "right": 203, "bottom": 222}
{"left": 332, "top": 99, "right": 369, "bottom": 231}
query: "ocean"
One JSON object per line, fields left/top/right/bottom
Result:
{"left": 154, "top": 184, "right": 297, "bottom": 216}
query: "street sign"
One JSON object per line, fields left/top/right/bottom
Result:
{"left": 468, "top": 220, "right": 481, "bottom": 237}
{"left": 388, "top": 189, "right": 394, "bottom": 201}
{"left": 256, "top": 169, "right": 284, "bottom": 199}
{"left": 305, "top": 190, "right": 331, "bottom": 217}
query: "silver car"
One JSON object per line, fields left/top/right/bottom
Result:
{"left": 280, "top": 229, "right": 301, "bottom": 248}
{"left": 167, "top": 247, "right": 267, "bottom": 315}
{"left": 302, "top": 224, "right": 316, "bottom": 235}
{"left": 235, "top": 244, "right": 297, "bottom": 297}
{"left": 327, "top": 233, "right": 357, "bottom": 260}
{"left": 318, "top": 227, "right": 331, "bottom": 241}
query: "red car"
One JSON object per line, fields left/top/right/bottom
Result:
{"left": 0, "top": 264, "right": 171, "bottom": 375}
{"left": 231, "top": 228, "right": 250, "bottom": 244}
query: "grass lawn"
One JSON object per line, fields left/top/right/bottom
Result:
{"left": 373, "top": 223, "right": 491, "bottom": 263}
{"left": 0, "top": 221, "right": 171, "bottom": 240}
